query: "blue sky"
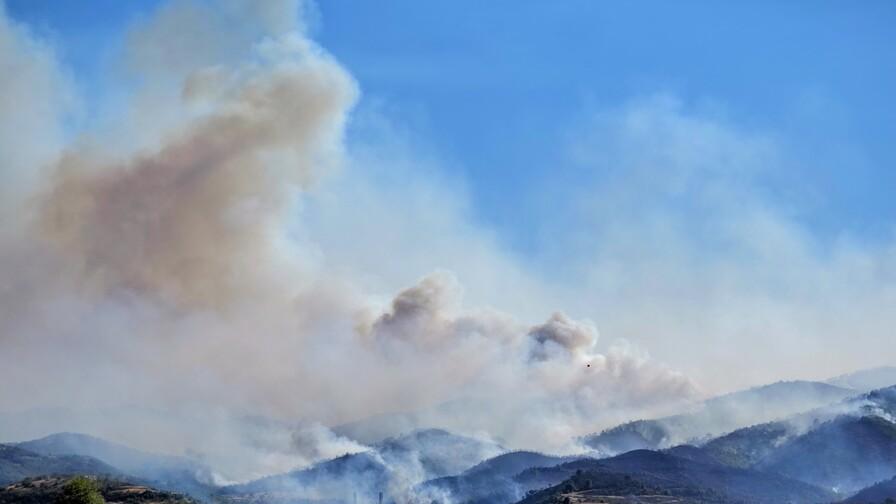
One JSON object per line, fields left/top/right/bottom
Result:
{"left": 7, "top": 0, "right": 896, "bottom": 257}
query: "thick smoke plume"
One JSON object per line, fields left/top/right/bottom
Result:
{"left": 0, "top": 0, "right": 697, "bottom": 481}
{"left": 40, "top": 36, "right": 351, "bottom": 310}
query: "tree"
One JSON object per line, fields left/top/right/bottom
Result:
{"left": 56, "top": 476, "right": 105, "bottom": 504}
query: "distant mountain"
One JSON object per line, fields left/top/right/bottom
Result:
{"left": 517, "top": 450, "right": 834, "bottom": 504}
{"left": 828, "top": 366, "right": 896, "bottom": 392}
{"left": 219, "top": 428, "right": 506, "bottom": 503}
{"left": 695, "top": 421, "right": 794, "bottom": 468}
{"left": 421, "top": 448, "right": 833, "bottom": 504}
{"left": 856, "top": 386, "right": 896, "bottom": 418}
{"left": 583, "top": 418, "right": 675, "bottom": 455}
{"left": 15, "top": 432, "right": 214, "bottom": 499}
{"left": 759, "top": 415, "right": 896, "bottom": 494}
{"left": 418, "top": 451, "right": 578, "bottom": 504}
{"left": 464, "top": 451, "right": 578, "bottom": 480}
{"left": 331, "top": 397, "right": 514, "bottom": 446}
{"left": 331, "top": 411, "right": 423, "bottom": 445}
{"left": 0, "top": 475, "right": 196, "bottom": 504}
{"left": 583, "top": 380, "right": 855, "bottom": 453}
{"left": 663, "top": 444, "right": 723, "bottom": 466}
{"left": 665, "top": 386, "right": 896, "bottom": 496}
{"left": 220, "top": 450, "right": 388, "bottom": 503}
{"left": 0, "top": 444, "right": 120, "bottom": 484}
{"left": 375, "top": 428, "right": 503, "bottom": 479}
{"left": 843, "top": 475, "right": 896, "bottom": 504}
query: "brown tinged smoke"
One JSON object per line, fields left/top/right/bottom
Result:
{"left": 39, "top": 47, "right": 355, "bottom": 310}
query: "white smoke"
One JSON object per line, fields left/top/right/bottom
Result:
{"left": 0, "top": 0, "right": 698, "bottom": 481}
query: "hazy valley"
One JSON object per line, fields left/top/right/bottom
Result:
{"left": 3, "top": 366, "right": 896, "bottom": 504}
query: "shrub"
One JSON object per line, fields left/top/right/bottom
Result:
{"left": 56, "top": 476, "right": 105, "bottom": 504}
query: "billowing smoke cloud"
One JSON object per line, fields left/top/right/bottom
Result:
{"left": 528, "top": 312, "right": 598, "bottom": 361}
{"left": 0, "top": 0, "right": 698, "bottom": 481}
{"left": 40, "top": 33, "right": 353, "bottom": 309}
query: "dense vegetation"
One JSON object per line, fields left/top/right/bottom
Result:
{"left": 56, "top": 476, "right": 104, "bottom": 504}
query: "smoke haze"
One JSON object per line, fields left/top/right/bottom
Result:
{"left": 1, "top": 0, "right": 894, "bottom": 485}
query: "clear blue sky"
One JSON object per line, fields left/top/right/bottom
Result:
{"left": 7, "top": 0, "right": 896, "bottom": 256}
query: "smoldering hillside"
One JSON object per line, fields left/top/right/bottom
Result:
{"left": 0, "top": 0, "right": 697, "bottom": 481}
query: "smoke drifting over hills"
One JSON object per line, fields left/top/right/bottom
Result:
{"left": 0, "top": 0, "right": 697, "bottom": 480}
